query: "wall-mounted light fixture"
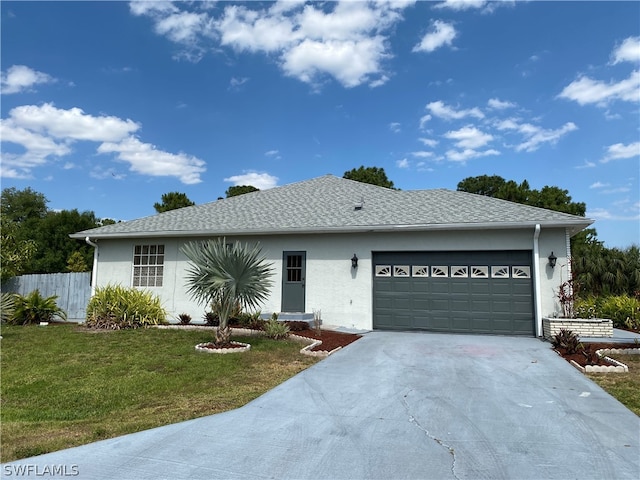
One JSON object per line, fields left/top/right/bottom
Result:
{"left": 548, "top": 252, "right": 557, "bottom": 268}
{"left": 351, "top": 254, "right": 358, "bottom": 269}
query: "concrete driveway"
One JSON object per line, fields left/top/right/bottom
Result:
{"left": 3, "top": 332, "right": 639, "bottom": 479}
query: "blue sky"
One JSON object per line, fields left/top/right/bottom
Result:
{"left": 1, "top": 0, "right": 639, "bottom": 248}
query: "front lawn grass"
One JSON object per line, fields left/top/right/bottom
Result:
{"left": 588, "top": 353, "right": 640, "bottom": 416}
{"left": 0, "top": 324, "right": 318, "bottom": 462}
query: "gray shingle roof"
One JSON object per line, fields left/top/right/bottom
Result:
{"left": 71, "top": 175, "right": 593, "bottom": 239}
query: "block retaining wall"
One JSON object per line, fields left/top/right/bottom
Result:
{"left": 543, "top": 317, "right": 613, "bottom": 339}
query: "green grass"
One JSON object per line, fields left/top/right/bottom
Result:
{"left": 0, "top": 324, "right": 318, "bottom": 462}
{"left": 588, "top": 354, "right": 640, "bottom": 416}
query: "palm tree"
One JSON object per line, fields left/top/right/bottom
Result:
{"left": 181, "top": 238, "right": 274, "bottom": 345}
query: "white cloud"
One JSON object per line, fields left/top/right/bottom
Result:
{"left": 1, "top": 65, "right": 55, "bottom": 94}
{"left": 132, "top": 1, "right": 412, "bottom": 88}
{"left": 283, "top": 36, "right": 388, "bottom": 88}
{"left": 587, "top": 207, "right": 640, "bottom": 221}
{"left": 443, "top": 125, "right": 493, "bottom": 149}
{"left": 0, "top": 118, "right": 71, "bottom": 178}
{"left": 7, "top": 103, "right": 139, "bottom": 142}
{"left": 418, "top": 138, "right": 438, "bottom": 147}
{"left": 611, "top": 36, "right": 640, "bottom": 64}
{"left": 575, "top": 160, "right": 596, "bottom": 169}
{"left": 514, "top": 122, "right": 578, "bottom": 152}
{"left": 425, "top": 100, "right": 484, "bottom": 121}
{"left": 558, "top": 70, "right": 640, "bottom": 106}
{"left": 496, "top": 117, "right": 578, "bottom": 152}
{"left": 411, "top": 151, "right": 434, "bottom": 158}
{"left": 229, "top": 77, "right": 249, "bottom": 89}
{"left": 216, "top": 4, "right": 299, "bottom": 53}
{"left": 419, "top": 114, "right": 432, "bottom": 129}
{"left": 224, "top": 171, "right": 278, "bottom": 189}
{"left": 601, "top": 141, "right": 640, "bottom": 163}
{"left": 396, "top": 158, "right": 409, "bottom": 168}
{"left": 265, "top": 149, "right": 280, "bottom": 157}
{"left": 129, "top": 1, "right": 178, "bottom": 17}
{"left": 445, "top": 148, "right": 499, "bottom": 163}
{"left": 389, "top": 122, "right": 401, "bottom": 133}
{"left": 433, "top": 0, "right": 487, "bottom": 11}
{"left": 0, "top": 103, "right": 206, "bottom": 183}
{"left": 97, "top": 136, "right": 206, "bottom": 184}
{"left": 487, "top": 98, "right": 516, "bottom": 110}
{"left": 413, "top": 20, "right": 457, "bottom": 53}
{"left": 590, "top": 182, "right": 610, "bottom": 189}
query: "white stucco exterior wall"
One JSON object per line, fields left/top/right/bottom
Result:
{"left": 90, "top": 226, "right": 571, "bottom": 334}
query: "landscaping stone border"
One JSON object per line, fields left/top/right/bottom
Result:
{"left": 195, "top": 341, "right": 251, "bottom": 354}
{"left": 156, "top": 325, "right": 340, "bottom": 357}
{"left": 569, "top": 348, "right": 640, "bottom": 374}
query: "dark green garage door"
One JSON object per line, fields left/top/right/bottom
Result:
{"left": 373, "top": 251, "right": 534, "bottom": 336}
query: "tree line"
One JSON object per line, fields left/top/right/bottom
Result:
{"left": 2, "top": 167, "right": 637, "bottom": 297}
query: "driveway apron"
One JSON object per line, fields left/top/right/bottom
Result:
{"left": 3, "top": 332, "right": 639, "bottom": 479}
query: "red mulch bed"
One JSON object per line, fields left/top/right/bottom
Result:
{"left": 555, "top": 342, "right": 640, "bottom": 367}
{"left": 170, "top": 323, "right": 362, "bottom": 352}
{"left": 292, "top": 329, "right": 362, "bottom": 352}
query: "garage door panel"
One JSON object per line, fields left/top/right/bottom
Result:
{"left": 451, "top": 283, "right": 470, "bottom": 294}
{"left": 431, "top": 298, "right": 450, "bottom": 310}
{"left": 451, "top": 299, "right": 470, "bottom": 311}
{"left": 431, "top": 282, "right": 450, "bottom": 294}
{"left": 470, "top": 283, "right": 490, "bottom": 294}
{"left": 512, "top": 282, "right": 533, "bottom": 295}
{"left": 373, "top": 250, "right": 534, "bottom": 336}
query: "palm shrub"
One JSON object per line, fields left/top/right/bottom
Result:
{"left": 10, "top": 290, "right": 67, "bottom": 325}
{"left": 1, "top": 292, "right": 17, "bottom": 323}
{"left": 182, "top": 238, "right": 274, "bottom": 346}
{"left": 86, "top": 284, "right": 167, "bottom": 329}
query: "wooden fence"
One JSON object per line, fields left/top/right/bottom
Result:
{"left": 1, "top": 272, "right": 91, "bottom": 321}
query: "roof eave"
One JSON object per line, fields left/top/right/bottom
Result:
{"left": 71, "top": 218, "right": 594, "bottom": 241}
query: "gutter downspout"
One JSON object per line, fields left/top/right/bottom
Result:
{"left": 532, "top": 225, "right": 542, "bottom": 337}
{"left": 85, "top": 237, "right": 98, "bottom": 296}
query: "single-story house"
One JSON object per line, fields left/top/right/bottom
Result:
{"left": 71, "top": 175, "right": 593, "bottom": 336}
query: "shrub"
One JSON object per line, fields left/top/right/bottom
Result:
{"left": 574, "top": 297, "right": 598, "bottom": 319}
{"left": 551, "top": 329, "right": 582, "bottom": 354}
{"left": 597, "top": 295, "right": 640, "bottom": 329}
{"left": 177, "top": 313, "right": 192, "bottom": 325}
{"left": 233, "top": 311, "right": 264, "bottom": 330}
{"left": 263, "top": 318, "right": 290, "bottom": 340}
{"left": 203, "top": 311, "right": 219, "bottom": 326}
{"left": 1, "top": 292, "right": 16, "bottom": 323}
{"left": 86, "top": 285, "right": 167, "bottom": 329}
{"left": 285, "top": 321, "right": 310, "bottom": 332}
{"left": 10, "top": 290, "right": 67, "bottom": 325}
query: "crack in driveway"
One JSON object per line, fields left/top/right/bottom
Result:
{"left": 401, "top": 391, "right": 460, "bottom": 480}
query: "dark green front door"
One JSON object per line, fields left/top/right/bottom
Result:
{"left": 282, "top": 251, "right": 306, "bottom": 312}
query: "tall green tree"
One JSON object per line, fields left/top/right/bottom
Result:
{"left": 0, "top": 216, "right": 36, "bottom": 281}
{"left": 343, "top": 166, "right": 395, "bottom": 189}
{"left": 457, "top": 175, "right": 585, "bottom": 216}
{"left": 153, "top": 192, "right": 195, "bottom": 213}
{"left": 181, "top": 238, "right": 274, "bottom": 345}
{"left": 28, "top": 210, "right": 98, "bottom": 273}
{"left": 1, "top": 187, "right": 48, "bottom": 223}
{"left": 226, "top": 185, "right": 259, "bottom": 198}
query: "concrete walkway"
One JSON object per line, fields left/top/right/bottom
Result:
{"left": 3, "top": 332, "right": 639, "bottom": 479}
